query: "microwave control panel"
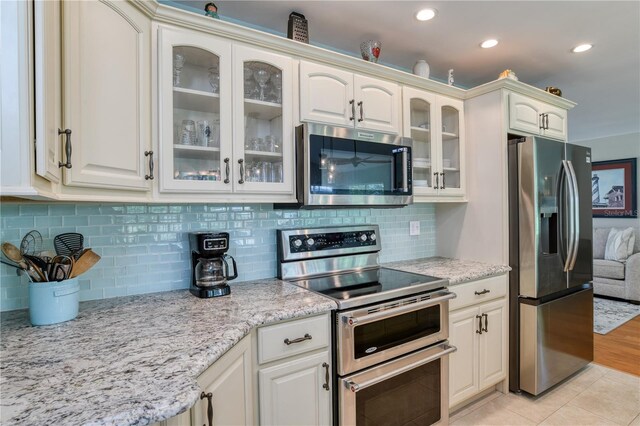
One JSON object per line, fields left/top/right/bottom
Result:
{"left": 289, "top": 230, "right": 377, "bottom": 253}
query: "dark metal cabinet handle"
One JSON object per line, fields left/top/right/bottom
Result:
{"left": 482, "top": 313, "right": 488, "bottom": 332}
{"left": 238, "top": 159, "right": 244, "bottom": 184}
{"left": 434, "top": 172, "right": 439, "bottom": 189}
{"left": 440, "top": 172, "right": 445, "bottom": 189}
{"left": 200, "top": 391, "right": 213, "bottom": 426}
{"left": 284, "top": 333, "right": 312, "bottom": 345}
{"left": 144, "top": 151, "right": 154, "bottom": 180}
{"left": 223, "top": 158, "right": 230, "bottom": 184}
{"left": 349, "top": 99, "right": 355, "bottom": 121}
{"left": 545, "top": 113, "right": 550, "bottom": 130}
{"left": 476, "top": 315, "right": 483, "bottom": 334}
{"left": 58, "top": 128, "right": 72, "bottom": 169}
{"left": 474, "top": 289, "right": 490, "bottom": 295}
{"left": 357, "top": 101, "right": 364, "bottom": 122}
{"left": 539, "top": 113, "right": 545, "bottom": 130}
{"left": 322, "top": 362, "right": 330, "bottom": 391}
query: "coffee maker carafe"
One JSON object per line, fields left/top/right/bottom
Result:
{"left": 189, "top": 232, "right": 237, "bottom": 298}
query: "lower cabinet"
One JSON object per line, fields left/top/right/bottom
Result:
{"left": 449, "top": 275, "right": 508, "bottom": 408}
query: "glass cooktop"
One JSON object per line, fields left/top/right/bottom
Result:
{"left": 291, "top": 267, "right": 447, "bottom": 309}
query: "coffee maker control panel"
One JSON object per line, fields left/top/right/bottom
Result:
{"left": 204, "top": 238, "right": 227, "bottom": 251}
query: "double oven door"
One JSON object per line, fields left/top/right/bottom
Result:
{"left": 336, "top": 290, "right": 456, "bottom": 425}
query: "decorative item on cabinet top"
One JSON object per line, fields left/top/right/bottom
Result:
{"left": 287, "top": 12, "right": 309, "bottom": 43}
{"left": 545, "top": 86, "right": 562, "bottom": 97}
{"left": 204, "top": 2, "right": 219, "bottom": 19}
{"left": 360, "top": 40, "right": 382, "bottom": 63}
{"left": 499, "top": 69, "right": 518, "bottom": 81}
{"left": 413, "top": 60, "right": 430, "bottom": 78}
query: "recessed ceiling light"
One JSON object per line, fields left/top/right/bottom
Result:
{"left": 481, "top": 39, "right": 499, "bottom": 49}
{"left": 416, "top": 9, "right": 437, "bottom": 21}
{"left": 572, "top": 44, "right": 593, "bottom": 53}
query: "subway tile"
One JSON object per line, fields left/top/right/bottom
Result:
{"left": 49, "top": 204, "right": 76, "bottom": 215}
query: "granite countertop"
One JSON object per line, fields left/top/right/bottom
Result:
{"left": 0, "top": 279, "right": 336, "bottom": 426}
{"left": 383, "top": 256, "right": 511, "bottom": 285}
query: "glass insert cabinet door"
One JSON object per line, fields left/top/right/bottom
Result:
{"left": 159, "top": 29, "right": 233, "bottom": 192}
{"left": 232, "top": 45, "right": 293, "bottom": 194}
{"left": 438, "top": 98, "right": 464, "bottom": 194}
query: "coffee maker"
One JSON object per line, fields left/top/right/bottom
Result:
{"left": 189, "top": 232, "right": 238, "bottom": 298}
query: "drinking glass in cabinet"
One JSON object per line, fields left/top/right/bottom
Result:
{"left": 264, "top": 135, "right": 279, "bottom": 153}
{"left": 253, "top": 68, "right": 271, "bottom": 101}
{"left": 181, "top": 120, "right": 196, "bottom": 145}
{"left": 197, "top": 120, "right": 212, "bottom": 147}
{"left": 208, "top": 67, "right": 220, "bottom": 94}
{"left": 261, "top": 161, "right": 273, "bottom": 182}
{"left": 173, "top": 53, "right": 185, "bottom": 87}
{"left": 268, "top": 72, "right": 282, "bottom": 104}
{"left": 272, "top": 162, "right": 283, "bottom": 183}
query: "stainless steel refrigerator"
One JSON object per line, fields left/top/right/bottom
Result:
{"left": 508, "top": 136, "right": 594, "bottom": 396}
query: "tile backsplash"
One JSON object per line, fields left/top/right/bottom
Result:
{"left": 0, "top": 202, "right": 436, "bottom": 311}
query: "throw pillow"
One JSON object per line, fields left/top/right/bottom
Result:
{"left": 604, "top": 227, "right": 634, "bottom": 261}
{"left": 626, "top": 230, "right": 636, "bottom": 258}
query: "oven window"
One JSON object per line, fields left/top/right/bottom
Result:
{"left": 354, "top": 305, "right": 441, "bottom": 358}
{"left": 356, "top": 359, "right": 441, "bottom": 426}
{"left": 308, "top": 135, "right": 411, "bottom": 196}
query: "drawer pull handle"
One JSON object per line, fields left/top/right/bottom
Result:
{"left": 284, "top": 333, "right": 312, "bottom": 345}
{"left": 474, "top": 289, "right": 490, "bottom": 295}
{"left": 322, "top": 362, "right": 330, "bottom": 391}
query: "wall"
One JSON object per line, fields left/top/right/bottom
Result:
{"left": 573, "top": 132, "right": 640, "bottom": 228}
{"left": 0, "top": 202, "right": 436, "bottom": 311}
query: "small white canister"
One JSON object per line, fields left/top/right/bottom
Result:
{"left": 413, "top": 60, "right": 430, "bottom": 78}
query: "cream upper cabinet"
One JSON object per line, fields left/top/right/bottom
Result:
{"left": 402, "top": 88, "right": 465, "bottom": 199}
{"left": 61, "top": 0, "right": 152, "bottom": 191}
{"left": 509, "top": 92, "right": 568, "bottom": 141}
{"left": 232, "top": 45, "right": 294, "bottom": 194}
{"left": 158, "top": 28, "right": 233, "bottom": 193}
{"left": 448, "top": 275, "right": 508, "bottom": 408}
{"left": 300, "top": 60, "right": 401, "bottom": 134}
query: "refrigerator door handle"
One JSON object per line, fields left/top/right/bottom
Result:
{"left": 561, "top": 160, "right": 575, "bottom": 273}
{"left": 566, "top": 160, "right": 580, "bottom": 271}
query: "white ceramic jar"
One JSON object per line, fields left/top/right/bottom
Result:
{"left": 413, "top": 60, "right": 430, "bottom": 78}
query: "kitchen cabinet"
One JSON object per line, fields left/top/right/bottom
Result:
{"left": 300, "top": 60, "right": 401, "bottom": 134}
{"left": 59, "top": 0, "right": 153, "bottom": 191}
{"left": 158, "top": 29, "right": 294, "bottom": 196}
{"left": 509, "top": 92, "right": 567, "bottom": 141}
{"left": 257, "top": 313, "right": 332, "bottom": 426}
{"left": 192, "top": 334, "right": 254, "bottom": 426}
{"left": 402, "top": 87, "right": 466, "bottom": 199}
{"left": 448, "top": 275, "right": 507, "bottom": 408}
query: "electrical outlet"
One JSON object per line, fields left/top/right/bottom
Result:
{"left": 409, "top": 221, "right": 420, "bottom": 236}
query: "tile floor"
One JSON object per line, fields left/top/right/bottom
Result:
{"left": 450, "top": 364, "right": 640, "bottom": 425}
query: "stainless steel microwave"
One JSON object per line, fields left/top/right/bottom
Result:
{"left": 282, "top": 123, "right": 413, "bottom": 208}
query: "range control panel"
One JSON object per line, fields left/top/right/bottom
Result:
{"left": 288, "top": 229, "right": 377, "bottom": 253}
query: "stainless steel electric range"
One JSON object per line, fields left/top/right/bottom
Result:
{"left": 277, "top": 225, "right": 457, "bottom": 426}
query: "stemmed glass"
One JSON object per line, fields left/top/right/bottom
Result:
{"left": 253, "top": 68, "right": 271, "bottom": 101}
{"left": 173, "top": 53, "right": 185, "bottom": 87}
{"left": 243, "top": 63, "right": 258, "bottom": 99}
{"left": 208, "top": 66, "right": 220, "bottom": 94}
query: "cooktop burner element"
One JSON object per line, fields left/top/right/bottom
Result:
{"left": 277, "top": 225, "right": 448, "bottom": 309}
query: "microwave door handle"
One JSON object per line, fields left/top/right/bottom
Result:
{"left": 345, "top": 343, "right": 457, "bottom": 392}
{"left": 343, "top": 291, "right": 456, "bottom": 327}
{"left": 567, "top": 160, "right": 580, "bottom": 270}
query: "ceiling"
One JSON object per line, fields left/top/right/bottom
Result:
{"left": 169, "top": 0, "right": 640, "bottom": 142}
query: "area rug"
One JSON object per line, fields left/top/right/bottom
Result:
{"left": 594, "top": 297, "right": 640, "bottom": 334}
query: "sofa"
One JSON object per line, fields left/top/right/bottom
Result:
{"left": 593, "top": 227, "right": 640, "bottom": 303}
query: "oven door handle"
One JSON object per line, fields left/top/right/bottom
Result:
{"left": 345, "top": 343, "right": 457, "bottom": 392}
{"left": 343, "top": 291, "right": 456, "bottom": 327}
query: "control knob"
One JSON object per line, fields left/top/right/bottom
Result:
{"left": 358, "top": 233, "right": 367, "bottom": 242}
{"left": 306, "top": 238, "right": 315, "bottom": 247}
{"left": 370, "top": 233, "right": 376, "bottom": 241}
{"left": 292, "top": 239, "right": 303, "bottom": 248}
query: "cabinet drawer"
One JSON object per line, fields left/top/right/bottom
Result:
{"left": 449, "top": 274, "right": 507, "bottom": 311}
{"left": 258, "top": 314, "right": 330, "bottom": 364}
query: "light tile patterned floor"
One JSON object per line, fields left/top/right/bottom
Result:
{"left": 450, "top": 364, "right": 640, "bottom": 425}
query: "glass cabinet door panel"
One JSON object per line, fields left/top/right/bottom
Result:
{"left": 440, "top": 105, "right": 461, "bottom": 190}
{"left": 409, "top": 98, "right": 433, "bottom": 190}
{"left": 233, "top": 45, "right": 293, "bottom": 194}
{"left": 159, "top": 29, "right": 232, "bottom": 192}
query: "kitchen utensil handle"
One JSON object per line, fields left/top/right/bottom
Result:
{"left": 566, "top": 160, "right": 580, "bottom": 270}
{"left": 482, "top": 313, "right": 488, "bottom": 332}
{"left": 349, "top": 99, "right": 355, "bottom": 121}
{"left": 434, "top": 172, "right": 439, "bottom": 189}
{"left": 440, "top": 172, "right": 445, "bottom": 189}
{"left": 200, "top": 391, "right": 213, "bottom": 426}
{"left": 238, "top": 159, "right": 245, "bottom": 184}
{"left": 322, "top": 362, "right": 330, "bottom": 391}
{"left": 357, "top": 101, "right": 364, "bottom": 122}
{"left": 224, "top": 158, "right": 230, "bottom": 184}
{"left": 284, "top": 333, "right": 312, "bottom": 345}
{"left": 476, "top": 315, "right": 483, "bottom": 334}
{"left": 58, "top": 128, "right": 72, "bottom": 169}
{"left": 144, "top": 151, "right": 154, "bottom": 180}
{"left": 474, "top": 289, "right": 490, "bottom": 295}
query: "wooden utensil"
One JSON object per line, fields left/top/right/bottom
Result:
{"left": 2, "top": 242, "right": 40, "bottom": 282}
{"left": 70, "top": 249, "right": 100, "bottom": 278}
